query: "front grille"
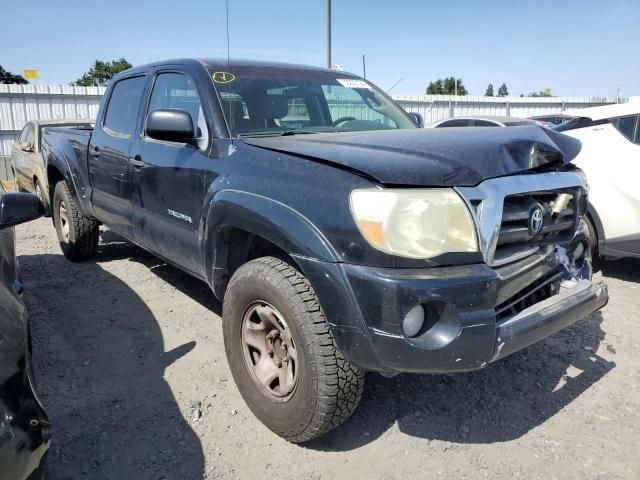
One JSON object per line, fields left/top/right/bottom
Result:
{"left": 495, "top": 269, "right": 563, "bottom": 322}
{"left": 494, "top": 189, "right": 579, "bottom": 261}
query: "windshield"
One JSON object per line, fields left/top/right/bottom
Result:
{"left": 208, "top": 67, "right": 416, "bottom": 137}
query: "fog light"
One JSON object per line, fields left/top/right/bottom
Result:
{"left": 403, "top": 304, "right": 425, "bottom": 338}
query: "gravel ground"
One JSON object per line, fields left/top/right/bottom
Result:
{"left": 15, "top": 217, "right": 639, "bottom": 479}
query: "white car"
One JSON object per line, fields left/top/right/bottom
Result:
{"left": 554, "top": 101, "right": 640, "bottom": 259}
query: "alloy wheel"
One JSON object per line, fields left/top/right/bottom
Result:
{"left": 241, "top": 301, "right": 299, "bottom": 401}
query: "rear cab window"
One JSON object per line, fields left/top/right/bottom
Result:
{"left": 103, "top": 76, "right": 147, "bottom": 136}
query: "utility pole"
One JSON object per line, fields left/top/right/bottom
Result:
{"left": 327, "top": 0, "right": 332, "bottom": 69}
{"left": 362, "top": 54, "right": 366, "bottom": 79}
{"left": 454, "top": 78, "right": 458, "bottom": 111}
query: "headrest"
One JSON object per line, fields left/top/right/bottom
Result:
{"left": 264, "top": 95, "right": 289, "bottom": 119}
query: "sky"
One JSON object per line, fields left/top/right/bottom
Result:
{"left": 1, "top": 0, "right": 638, "bottom": 97}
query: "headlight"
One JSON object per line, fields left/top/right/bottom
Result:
{"left": 349, "top": 188, "right": 478, "bottom": 259}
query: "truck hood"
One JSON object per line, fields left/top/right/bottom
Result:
{"left": 241, "top": 126, "right": 581, "bottom": 187}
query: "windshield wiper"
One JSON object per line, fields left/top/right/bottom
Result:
{"left": 238, "top": 130, "right": 320, "bottom": 138}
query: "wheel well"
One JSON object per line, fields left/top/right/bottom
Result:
{"left": 47, "top": 166, "right": 64, "bottom": 216}
{"left": 218, "top": 229, "right": 291, "bottom": 297}
{"left": 47, "top": 166, "right": 64, "bottom": 190}
{"left": 586, "top": 211, "right": 598, "bottom": 242}
{"left": 585, "top": 205, "right": 603, "bottom": 245}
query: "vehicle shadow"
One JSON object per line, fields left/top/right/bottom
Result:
{"left": 97, "top": 228, "right": 221, "bottom": 315}
{"left": 309, "top": 310, "right": 614, "bottom": 451}
{"left": 20, "top": 252, "right": 206, "bottom": 479}
{"left": 599, "top": 257, "right": 640, "bottom": 283}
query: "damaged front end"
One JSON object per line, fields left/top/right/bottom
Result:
{"left": 459, "top": 170, "right": 608, "bottom": 365}
{"left": 303, "top": 170, "right": 608, "bottom": 376}
{"left": 489, "top": 217, "right": 606, "bottom": 362}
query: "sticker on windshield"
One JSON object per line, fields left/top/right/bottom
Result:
{"left": 212, "top": 71, "right": 236, "bottom": 84}
{"left": 336, "top": 78, "right": 371, "bottom": 89}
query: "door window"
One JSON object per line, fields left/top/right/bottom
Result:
{"left": 611, "top": 115, "right": 638, "bottom": 142}
{"left": 472, "top": 119, "right": 499, "bottom": 127}
{"left": 438, "top": 119, "right": 471, "bottom": 127}
{"left": 17, "top": 124, "right": 29, "bottom": 143}
{"left": 25, "top": 124, "right": 35, "bottom": 147}
{"left": 103, "top": 76, "right": 147, "bottom": 136}
{"left": 147, "top": 72, "right": 208, "bottom": 149}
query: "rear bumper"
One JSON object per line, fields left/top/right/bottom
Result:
{"left": 294, "top": 246, "right": 608, "bottom": 375}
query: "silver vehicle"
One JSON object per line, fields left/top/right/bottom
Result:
{"left": 12, "top": 119, "right": 93, "bottom": 215}
{"left": 428, "top": 116, "right": 538, "bottom": 128}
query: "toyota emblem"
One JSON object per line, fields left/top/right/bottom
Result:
{"left": 529, "top": 206, "right": 544, "bottom": 235}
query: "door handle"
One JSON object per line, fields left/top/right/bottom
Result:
{"left": 92, "top": 145, "right": 101, "bottom": 157}
{"left": 130, "top": 155, "right": 145, "bottom": 168}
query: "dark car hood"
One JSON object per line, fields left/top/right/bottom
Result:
{"left": 242, "top": 126, "right": 581, "bottom": 187}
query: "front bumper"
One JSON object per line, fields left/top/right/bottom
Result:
{"left": 294, "top": 243, "right": 608, "bottom": 375}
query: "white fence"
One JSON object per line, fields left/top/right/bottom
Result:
{"left": 393, "top": 94, "right": 621, "bottom": 124}
{"left": 0, "top": 83, "right": 622, "bottom": 156}
{"left": 0, "top": 84, "right": 105, "bottom": 156}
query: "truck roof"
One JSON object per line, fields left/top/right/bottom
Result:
{"left": 121, "top": 58, "right": 356, "bottom": 77}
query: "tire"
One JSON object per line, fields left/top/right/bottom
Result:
{"left": 222, "top": 256, "right": 364, "bottom": 443}
{"left": 52, "top": 180, "right": 99, "bottom": 261}
{"left": 583, "top": 214, "right": 603, "bottom": 271}
{"left": 584, "top": 215, "right": 598, "bottom": 257}
{"left": 34, "top": 178, "right": 51, "bottom": 217}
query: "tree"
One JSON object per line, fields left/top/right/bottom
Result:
{"left": 0, "top": 65, "right": 28, "bottom": 84}
{"left": 71, "top": 58, "right": 132, "bottom": 86}
{"left": 426, "top": 77, "right": 468, "bottom": 95}
{"left": 426, "top": 79, "right": 444, "bottom": 94}
{"left": 497, "top": 83, "right": 509, "bottom": 97}
{"left": 485, "top": 83, "right": 494, "bottom": 96}
{"left": 527, "top": 90, "right": 552, "bottom": 97}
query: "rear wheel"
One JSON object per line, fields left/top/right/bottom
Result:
{"left": 222, "top": 256, "right": 364, "bottom": 442}
{"left": 53, "top": 180, "right": 99, "bottom": 261}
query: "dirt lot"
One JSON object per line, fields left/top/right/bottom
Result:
{"left": 16, "top": 217, "right": 639, "bottom": 479}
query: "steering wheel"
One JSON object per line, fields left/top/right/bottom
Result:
{"left": 331, "top": 116, "right": 357, "bottom": 127}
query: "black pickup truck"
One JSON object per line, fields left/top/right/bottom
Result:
{"left": 41, "top": 58, "right": 608, "bottom": 442}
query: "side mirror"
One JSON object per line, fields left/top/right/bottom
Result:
{"left": 146, "top": 109, "right": 195, "bottom": 144}
{"left": 0, "top": 193, "right": 44, "bottom": 229}
{"left": 16, "top": 141, "right": 33, "bottom": 152}
{"left": 408, "top": 112, "right": 424, "bottom": 128}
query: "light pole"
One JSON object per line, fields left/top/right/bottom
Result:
{"left": 327, "top": 0, "right": 332, "bottom": 69}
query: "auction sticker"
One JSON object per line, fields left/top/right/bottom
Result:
{"left": 336, "top": 78, "right": 371, "bottom": 89}
{"left": 212, "top": 72, "right": 236, "bottom": 84}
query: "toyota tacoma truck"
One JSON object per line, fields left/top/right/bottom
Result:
{"left": 40, "top": 58, "right": 608, "bottom": 442}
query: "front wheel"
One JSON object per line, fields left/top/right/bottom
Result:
{"left": 53, "top": 180, "right": 99, "bottom": 261}
{"left": 222, "top": 256, "right": 365, "bottom": 443}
